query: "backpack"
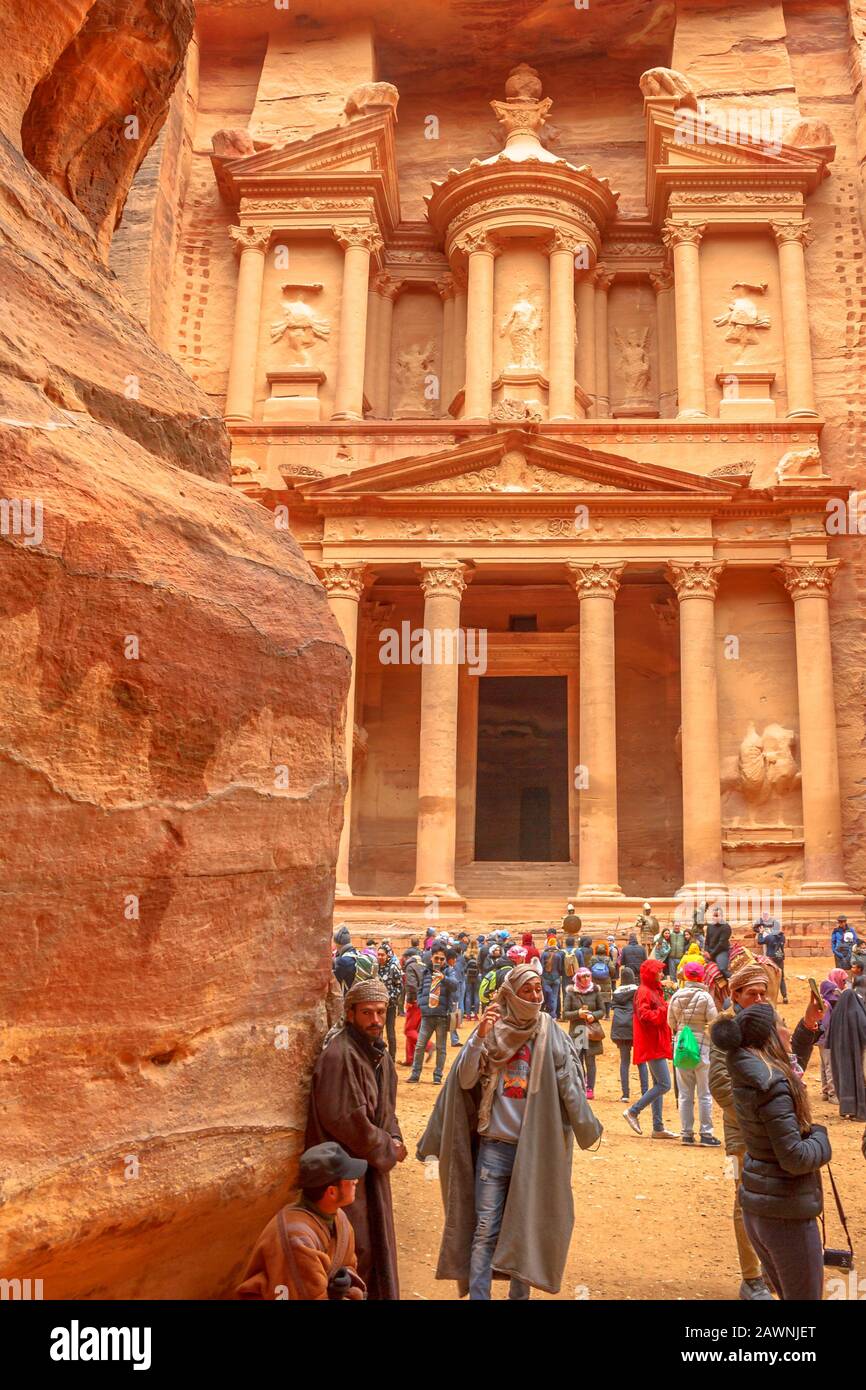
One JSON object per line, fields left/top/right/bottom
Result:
{"left": 673, "top": 1024, "right": 702, "bottom": 1070}
{"left": 478, "top": 970, "right": 498, "bottom": 1008}
{"left": 465, "top": 956, "right": 479, "bottom": 982}
{"left": 590, "top": 959, "right": 611, "bottom": 983}
{"left": 542, "top": 947, "right": 561, "bottom": 976}
{"left": 563, "top": 949, "right": 579, "bottom": 978}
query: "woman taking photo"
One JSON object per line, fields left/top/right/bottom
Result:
{"left": 711, "top": 1002, "right": 831, "bottom": 1300}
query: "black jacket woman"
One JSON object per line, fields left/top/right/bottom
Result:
{"left": 711, "top": 1002, "right": 831, "bottom": 1300}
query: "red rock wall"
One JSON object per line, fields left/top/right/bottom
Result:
{"left": 0, "top": 0, "right": 349, "bottom": 1299}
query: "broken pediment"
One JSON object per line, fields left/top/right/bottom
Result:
{"left": 298, "top": 431, "right": 739, "bottom": 501}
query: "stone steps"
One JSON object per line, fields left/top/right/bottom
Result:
{"left": 455, "top": 861, "right": 578, "bottom": 897}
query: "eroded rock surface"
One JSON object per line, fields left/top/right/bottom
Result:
{"left": 0, "top": 0, "right": 348, "bottom": 1299}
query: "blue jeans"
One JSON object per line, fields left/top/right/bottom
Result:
{"left": 464, "top": 980, "right": 479, "bottom": 1014}
{"left": 617, "top": 1042, "right": 648, "bottom": 1100}
{"left": 469, "top": 1139, "right": 530, "bottom": 1301}
{"left": 541, "top": 978, "right": 560, "bottom": 1016}
{"left": 714, "top": 950, "right": 730, "bottom": 978}
{"left": 409, "top": 1016, "right": 448, "bottom": 1081}
{"left": 629, "top": 1057, "right": 671, "bottom": 1131}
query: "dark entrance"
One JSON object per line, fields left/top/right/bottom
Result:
{"left": 474, "top": 675, "right": 569, "bottom": 861}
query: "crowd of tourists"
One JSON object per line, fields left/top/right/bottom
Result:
{"left": 237, "top": 904, "right": 866, "bottom": 1302}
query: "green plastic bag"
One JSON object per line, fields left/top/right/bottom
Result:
{"left": 674, "top": 1023, "right": 702, "bottom": 1070}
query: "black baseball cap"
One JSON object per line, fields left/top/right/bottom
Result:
{"left": 298, "top": 1142, "right": 367, "bottom": 1187}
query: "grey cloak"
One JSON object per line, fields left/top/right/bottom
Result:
{"left": 417, "top": 1014, "right": 602, "bottom": 1296}
{"left": 828, "top": 987, "right": 866, "bottom": 1120}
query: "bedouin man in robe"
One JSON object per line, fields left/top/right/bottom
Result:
{"left": 306, "top": 976, "right": 405, "bottom": 1299}
{"left": 417, "top": 962, "right": 602, "bottom": 1298}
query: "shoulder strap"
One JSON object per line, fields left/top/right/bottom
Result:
{"left": 331, "top": 1210, "right": 353, "bottom": 1274}
{"left": 820, "top": 1165, "right": 854, "bottom": 1254}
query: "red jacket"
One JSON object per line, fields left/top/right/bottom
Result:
{"left": 632, "top": 958, "right": 673, "bottom": 1064}
{"left": 521, "top": 931, "right": 541, "bottom": 962}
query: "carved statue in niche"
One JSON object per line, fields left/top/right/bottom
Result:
{"left": 713, "top": 282, "right": 770, "bottom": 363}
{"left": 614, "top": 327, "right": 651, "bottom": 397}
{"left": 269, "top": 283, "right": 330, "bottom": 364}
{"left": 720, "top": 721, "right": 801, "bottom": 822}
{"left": 500, "top": 287, "right": 543, "bottom": 369}
{"left": 394, "top": 341, "right": 436, "bottom": 414}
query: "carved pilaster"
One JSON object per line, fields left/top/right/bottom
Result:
{"left": 649, "top": 267, "right": 674, "bottom": 294}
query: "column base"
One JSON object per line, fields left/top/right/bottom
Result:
{"left": 411, "top": 883, "right": 463, "bottom": 901}
{"left": 335, "top": 881, "right": 352, "bottom": 898}
{"left": 676, "top": 408, "right": 709, "bottom": 420}
{"left": 224, "top": 412, "right": 254, "bottom": 424}
{"left": 577, "top": 883, "right": 625, "bottom": 898}
{"left": 786, "top": 409, "right": 820, "bottom": 420}
{"left": 331, "top": 410, "right": 364, "bottom": 422}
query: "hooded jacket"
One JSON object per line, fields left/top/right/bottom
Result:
{"left": 521, "top": 932, "right": 541, "bottom": 963}
{"left": 610, "top": 982, "right": 639, "bottom": 1044}
{"left": 712, "top": 1017, "right": 831, "bottom": 1220}
{"left": 620, "top": 939, "right": 647, "bottom": 975}
{"left": 632, "top": 959, "right": 673, "bottom": 1065}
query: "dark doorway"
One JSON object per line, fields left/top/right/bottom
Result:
{"left": 474, "top": 676, "right": 569, "bottom": 861}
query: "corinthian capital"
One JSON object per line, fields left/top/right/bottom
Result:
{"left": 649, "top": 267, "right": 674, "bottom": 294}
{"left": 372, "top": 271, "right": 403, "bottom": 301}
{"left": 593, "top": 264, "right": 616, "bottom": 292}
{"left": 547, "top": 228, "right": 583, "bottom": 257}
{"left": 418, "top": 562, "right": 469, "bottom": 601}
{"left": 661, "top": 219, "right": 706, "bottom": 250}
{"left": 666, "top": 561, "right": 725, "bottom": 599}
{"left": 229, "top": 224, "right": 271, "bottom": 254}
{"left": 336, "top": 224, "right": 384, "bottom": 255}
{"left": 319, "top": 564, "right": 367, "bottom": 601}
{"left": 453, "top": 229, "right": 500, "bottom": 258}
{"left": 566, "top": 561, "right": 625, "bottom": 601}
{"left": 777, "top": 558, "right": 839, "bottom": 599}
{"left": 771, "top": 219, "right": 813, "bottom": 248}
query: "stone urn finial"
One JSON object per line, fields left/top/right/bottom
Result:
{"left": 491, "top": 63, "right": 552, "bottom": 153}
{"left": 505, "top": 63, "right": 543, "bottom": 101}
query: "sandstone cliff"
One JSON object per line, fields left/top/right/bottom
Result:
{"left": 0, "top": 0, "right": 349, "bottom": 1298}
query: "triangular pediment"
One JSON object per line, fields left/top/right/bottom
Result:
{"left": 298, "top": 431, "right": 740, "bottom": 501}
{"left": 212, "top": 110, "right": 400, "bottom": 227}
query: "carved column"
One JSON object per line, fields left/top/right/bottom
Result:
{"left": 575, "top": 269, "right": 597, "bottom": 416}
{"left": 320, "top": 564, "right": 367, "bottom": 896}
{"left": 772, "top": 221, "right": 818, "bottom": 420}
{"left": 225, "top": 225, "right": 271, "bottom": 423}
{"left": 778, "top": 560, "right": 847, "bottom": 891}
{"left": 662, "top": 221, "right": 708, "bottom": 419}
{"left": 458, "top": 231, "right": 498, "bottom": 420}
{"left": 547, "top": 230, "right": 579, "bottom": 422}
{"left": 412, "top": 562, "right": 469, "bottom": 899}
{"left": 650, "top": 266, "right": 677, "bottom": 418}
{"left": 368, "top": 272, "right": 400, "bottom": 417}
{"left": 667, "top": 561, "right": 725, "bottom": 894}
{"left": 593, "top": 265, "right": 615, "bottom": 419}
{"left": 566, "top": 562, "right": 625, "bottom": 896}
{"left": 333, "top": 225, "right": 383, "bottom": 420}
{"left": 438, "top": 273, "right": 458, "bottom": 417}
{"left": 452, "top": 266, "right": 468, "bottom": 405}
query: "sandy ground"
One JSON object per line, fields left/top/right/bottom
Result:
{"left": 389, "top": 959, "right": 865, "bottom": 1301}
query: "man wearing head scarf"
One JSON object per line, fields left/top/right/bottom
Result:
{"left": 417, "top": 963, "right": 602, "bottom": 1299}
{"left": 306, "top": 976, "right": 405, "bottom": 1299}
{"left": 708, "top": 958, "right": 824, "bottom": 1301}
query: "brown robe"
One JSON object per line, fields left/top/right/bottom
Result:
{"left": 306, "top": 1023, "right": 402, "bottom": 1300}
{"left": 236, "top": 1202, "right": 365, "bottom": 1300}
